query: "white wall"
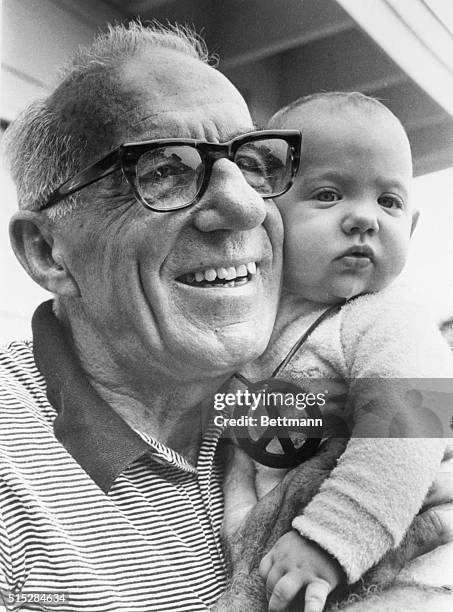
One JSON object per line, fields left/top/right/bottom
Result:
{"left": 2, "top": 0, "right": 123, "bottom": 120}
{"left": 1, "top": 0, "right": 123, "bottom": 344}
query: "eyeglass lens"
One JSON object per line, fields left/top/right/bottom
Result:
{"left": 135, "top": 138, "right": 293, "bottom": 209}
{"left": 136, "top": 146, "right": 203, "bottom": 210}
{"left": 234, "top": 139, "right": 292, "bottom": 196}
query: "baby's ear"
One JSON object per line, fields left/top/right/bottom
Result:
{"left": 410, "top": 209, "right": 420, "bottom": 237}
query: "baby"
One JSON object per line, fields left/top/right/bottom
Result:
{"left": 239, "top": 92, "right": 453, "bottom": 612}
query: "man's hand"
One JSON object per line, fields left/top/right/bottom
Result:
{"left": 259, "top": 531, "right": 344, "bottom": 612}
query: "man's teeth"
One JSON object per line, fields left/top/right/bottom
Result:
{"left": 180, "top": 262, "right": 257, "bottom": 286}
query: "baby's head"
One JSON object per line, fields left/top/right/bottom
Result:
{"left": 270, "top": 92, "right": 418, "bottom": 304}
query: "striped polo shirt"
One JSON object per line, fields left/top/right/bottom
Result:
{"left": 0, "top": 302, "right": 227, "bottom": 611}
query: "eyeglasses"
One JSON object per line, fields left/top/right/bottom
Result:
{"left": 40, "top": 130, "right": 301, "bottom": 212}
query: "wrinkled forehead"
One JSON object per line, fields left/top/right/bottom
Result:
{"left": 115, "top": 48, "right": 254, "bottom": 143}
{"left": 52, "top": 47, "right": 254, "bottom": 170}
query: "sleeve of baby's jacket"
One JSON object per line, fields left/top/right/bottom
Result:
{"left": 292, "top": 286, "right": 453, "bottom": 584}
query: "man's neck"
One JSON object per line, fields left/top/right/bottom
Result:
{"left": 90, "top": 376, "right": 225, "bottom": 465}
{"left": 62, "top": 311, "right": 229, "bottom": 466}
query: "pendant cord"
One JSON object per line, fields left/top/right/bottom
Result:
{"left": 234, "top": 372, "right": 250, "bottom": 386}
{"left": 271, "top": 302, "right": 343, "bottom": 378}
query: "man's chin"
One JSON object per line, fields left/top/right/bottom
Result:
{"left": 210, "top": 321, "right": 274, "bottom": 367}
{"left": 170, "top": 323, "right": 273, "bottom": 379}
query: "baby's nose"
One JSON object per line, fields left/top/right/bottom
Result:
{"left": 341, "top": 202, "right": 379, "bottom": 235}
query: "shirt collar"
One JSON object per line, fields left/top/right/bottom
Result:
{"left": 32, "top": 300, "right": 150, "bottom": 493}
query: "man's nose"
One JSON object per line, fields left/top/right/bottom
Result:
{"left": 192, "top": 159, "right": 267, "bottom": 232}
{"left": 341, "top": 201, "right": 379, "bottom": 236}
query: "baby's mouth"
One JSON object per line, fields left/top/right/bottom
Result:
{"left": 337, "top": 245, "right": 374, "bottom": 261}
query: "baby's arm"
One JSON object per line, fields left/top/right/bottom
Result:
{"left": 259, "top": 287, "right": 453, "bottom": 610}
{"left": 291, "top": 288, "right": 453, "bottom": 584}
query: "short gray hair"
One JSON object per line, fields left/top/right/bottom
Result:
{"left": 3, "top": 21, "right": 212, "bottom": 219}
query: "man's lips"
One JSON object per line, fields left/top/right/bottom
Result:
{"left": 176, "top": 261, "right": 258, "bottom": 288}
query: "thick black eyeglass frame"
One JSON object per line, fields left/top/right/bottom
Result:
{"left": 40, "top": 130, "right": 302, "bottom": 212}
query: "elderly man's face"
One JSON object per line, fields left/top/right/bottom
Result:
{"left": 54, "top": 49, "right": 283, "bottom": 381}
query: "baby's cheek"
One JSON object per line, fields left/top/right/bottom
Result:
{"left": 283, "top": 229, "right": 306, "bottom": 268}
{"left": 380, "top": 245, "right": 409, "bottom": 285}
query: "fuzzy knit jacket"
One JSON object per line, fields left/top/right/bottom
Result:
{"left": 241, "top": 283, "right": 453, "bottom": 583}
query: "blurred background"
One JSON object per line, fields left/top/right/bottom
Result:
{"left": 1, "top": 0, "right": 453, "bottom": 343}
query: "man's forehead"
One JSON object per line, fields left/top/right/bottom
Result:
{"left": 121, "top": 105, "right": 253, "bottom": 143}
{"left": 116, "top": 48, "right": 252, "bottom": 143}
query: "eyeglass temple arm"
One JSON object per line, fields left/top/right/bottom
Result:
{"left": 41, "top": 149, "right": 123, "bottom": 210}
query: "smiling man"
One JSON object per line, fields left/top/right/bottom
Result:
{"left": 0, "top": 22, "right": 452, "bottom": 612}
{"left": 0, "top": 22, "right": 296, "bottom": 610}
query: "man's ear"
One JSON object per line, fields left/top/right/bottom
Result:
{"left": 9, "top": 211, "right": 80, "bottom": 296}
{"left": 410, "top": 209, "right": 420, "bottom": 237}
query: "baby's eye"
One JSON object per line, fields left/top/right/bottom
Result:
{"left": 313, "top": 188, "right": 341, "bottom": 202}
{"left": 378, "top": 193, "right": 404, "bottom": 209}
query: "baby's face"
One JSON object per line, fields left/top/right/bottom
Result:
{"left": 276, "top": 104, "right": 416, "bottom": 304}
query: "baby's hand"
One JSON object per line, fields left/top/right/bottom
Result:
{"left": 259, "top": 530, "right": 344, "bottom": 612}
